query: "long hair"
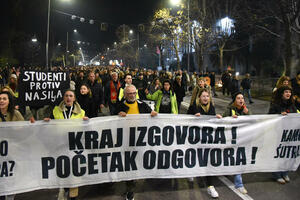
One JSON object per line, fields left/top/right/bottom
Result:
{"left": 272, "top": 86, "right": 294, "bottom": 105}
{"left": 275, "top": 76, "right": 291, "bottom": 88}
{"left": 196, "top": 88, "right": 211, "bottom": 107}
{"left": 80, "top": 84, "right": 92, "bottom": 98}
{"left": 0, "top": 91, "right": 15, "bottom": 120}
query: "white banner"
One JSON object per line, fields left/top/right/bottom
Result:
{"left": 0, "top": 114, "right": 300, "bottom": 196}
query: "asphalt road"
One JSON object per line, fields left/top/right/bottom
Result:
{"left": 14, "top": 92, "right": 300, "bottom": 200}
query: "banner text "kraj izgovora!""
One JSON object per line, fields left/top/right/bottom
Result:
{"left": 0, "top": 114, "right": 300, "bottom": 196}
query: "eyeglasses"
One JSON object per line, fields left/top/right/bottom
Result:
{"left": 127, "top": 92, "right": 136, "bottom": 95}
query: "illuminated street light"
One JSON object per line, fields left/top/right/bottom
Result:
{"left": 58, "top": 43, "right": 61, "bottom": 46}
{"left": 46, "top": 0, "right": 72, "bottom": 70}
{"left": 144, "top": 44, "right": 147, "bottom": 48}
{"left": 170, "top": 0, "right": 181, "bottom": 6}
{"left": 31, "top": 37, "right": 38, "bottom": 43}
{"left": 77, "top": 41, "right": 81, "bottom": 44}
{"left": 74, "top": 29, "right": 77, "bottom": 33}
{"left": 129, "top": 30, "right": 133, "bottom": 34}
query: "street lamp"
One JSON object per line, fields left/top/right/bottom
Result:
{"left": 74, "top": 29, "right": 77, "bottom": 33}
{"left": 46, "top": 0, "right": 72, "bottom": 70}
{"left": 129, "top": 30, "right": 133, "bottom": 34}
{"left": 170, "top": 0, "right": 190, "bottom": 72}
{"left": 32, "top": 36, "right": 38, "bottom": 43}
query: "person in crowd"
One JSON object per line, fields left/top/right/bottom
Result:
{"left": 221, "top": 70, "right": 231, "bottom": 96}
{"left": 187, "top": 88, "right": 221, "bottom": 198}
{"left": 269, "top": 86, "right": 298, "bottom": 184}
{"left": 133, "top": 72, "right": 147, "bottom": 100}
{"left": 223, "top": 92, "right": 251, "bottom": 194}
{"left": 173, "top": 75, "right": 185, "bottom": 112}
{"left": 7, "top": 74, "right": 18, "bottom": 97}
{"left": 272, "top": 76, "right": 291, "bottom": 93}
{"left": 145, "top": 79, "right": 178, "bottom": 114}
{"left": 148, "top": 78, "right": 162, "bottom": 94}
{"left": 104, "top": 72, "right": 121, "bottom": 115}
{"left": 209, "top": 72, "right": 217, "bottom": 97}
{"left": 77, "top": 84, "right": 93, "bottom": 118}
{"left": 230, "top": 75, "right": 240, "bottom": 97}
{"left": 241, "top": 73, "right": 254, "bottom": 104}
{"left": 75, "top": 70, "right": 86, "bottom": 97}
{"left": 291, "top": 71, "right": 300, "bottom": 111}
{"left": 44, "top": 89, "right": 88, "bottom": 200}
{"left": 0, "top": 91, "right": 28, "bottom": 200}
{"left": 87, "top": 71, "right": 104, "bottom": 117}
{"left": 190, "top": 77, "right": 212, "bottom": 105}
{"left": 115, "top": 84, "right": 157, "bottom": 200}
{"left": 118, "top": 74, "right": 139, "bottom": 102}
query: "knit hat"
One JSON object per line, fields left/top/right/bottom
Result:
{"left": 10, "top": 74, "right": 17, "bottom": 79}
{"left": 231, "top": 91, "right": 243, "bottom": 102}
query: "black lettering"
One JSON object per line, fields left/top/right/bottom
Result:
{"left": 129, "top": 127, "right": 136, "bottom": 147}
{"left": 125, "top": 151, "right": 138, "bottom": 171}
{"left": 136, "top": 127, "right": 147, "bottom": 146}
{"left": 41, "top": 157, "right": 55, "bottom": 179}
{"left": 85, "top": 131, "right": 98, "bottom": 149}
{"left": 197, "top": 148, "right": 210, "bottom": 167}
{"left": 158, "top": 150, "right": 170, "bottom": 169}
{"left": 148, "top": 126, "right": 161, "bottom": 146}
{"left": 214, "top": 127, "right": 226, "bottom": 144}
{"left": 98, "top": 153, "right": 111, "bottom": 173}
{"left": 143, "top": 150, "right": 156, "bottom": 169}
{"left": 210, "top": 149, "right": 222, "bottom": 167}
{"left": 110, "top": 152, "right": 124, "bottom": 172}
{"left": 57, "top": 156, "right": 70, "bottom": 178}
{"left": 115, "top": 128, "right": 123, "bottom": 147}
{"left": 69, "top": 132, "right": 83, "bottom": 150}
{"left": 281, "top": 130, "right": 288, "bottom": 142}
{"left": 72, "top": 154, "right": 86, "bottom": 176}
{"left": 99, "top": 129, "right": 113, "bottom": 148}
{"left": 162, "top": 126, "right": 174, "bottom": 146}
{"left": 185, "top": 149, "right": 196, "bottom": 168}
{"left": 188, "top": 126, "right": 200, "bottom": 144}
{"left": 223, "top": 148, "right": 235, "bottom": 166}
{"left": 202, "top": 126, "right": 214, "bottom": 144}
{"left": 236, "top": 147, "right": 246, "bottom": 165}
{"left": 176, "top": 126, "right": 188, "bottom": 145}
{"left": 88, "top": 154, "right": 98, "bottom": 174}
{"left": 172, "top": 149, "right": 183, "bottom": 169}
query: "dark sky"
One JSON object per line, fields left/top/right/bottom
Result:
{"left": 1, "top": 0, "right": 164, "bottom": 59}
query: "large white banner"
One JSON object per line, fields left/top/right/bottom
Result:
{"left": 0, "top": 114, "right": 300, "bottom": 196}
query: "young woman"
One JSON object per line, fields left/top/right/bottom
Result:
{"left": 148, "top": 78, "right": 162, "bottom": 94}
{"left": 187, "top": 88, "right": 221, "bottom": 198}
{"left": 223, "top": 92, "right": 251, "bottom": 194}
{"left": 77, "top": 84, "right": 94, "bottom": 118}
{"left": 44, "top": 90, "right": 88, "bottom": 200}
{"left": 0, "top": 91, "right": 24, "bottom": 200}
{"left": 269, "top": 86, "right": 298, "bottom": 184}
{"left": 146, "top": 79, "right": 178, "bottom": 114}
{"left": 190, "top": 77, "right": 212, "bottom": 105}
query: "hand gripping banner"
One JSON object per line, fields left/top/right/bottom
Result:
{"left": 0, "top": 114, "right": 300, "bottom": 196}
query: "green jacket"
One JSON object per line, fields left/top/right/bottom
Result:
{"left": 53, "top": 101, "right": 85, "bottom": 119}
{"left": 222, "top": 104, "right": 252, "bottom": 117}
{"left": 146, "top": 90, "right": 178, "bottom": 114}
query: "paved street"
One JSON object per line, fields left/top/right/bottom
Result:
{"left": 14, "top": 92, "right": 300, "bottom": 200}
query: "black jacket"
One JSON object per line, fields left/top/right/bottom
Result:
{"left": 115, "top": 99, "right": 152, "bottom": 115}
{"left": 241, "top": 78, "right": 252, "bottom": 90}
{"left": 77, "top": 94, "right": 93, "bottom": 118}
{"left": 187, "top": 102, "right": 216, "bottom": 115}
{"left": 173, "top": 81, "right": 186, "bottom": 102}
{"left": 268, "top": 101, "right": 298, "bottom": 114}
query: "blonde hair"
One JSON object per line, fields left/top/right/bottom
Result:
{"left": 195, "top": 88, "right": 211, "bottom": 107}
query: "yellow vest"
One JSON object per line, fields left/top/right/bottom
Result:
{"left": 53, "top": 106, "right": 85, "bottom": 119}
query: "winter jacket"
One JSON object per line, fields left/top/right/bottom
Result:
{"left": 223, "top": 104, "right": 252, "bottom": 117}
{"left": 146, "top": 90, "right": 178, "bottom": 114}
{"left": 53, "top": 101, "right": 85, "bottom": 119}
{"left": 187, "top": 102, "right": 216, "bottom": 115}
{"left": 115, "top": 99, "right": 152, "bottom": 114}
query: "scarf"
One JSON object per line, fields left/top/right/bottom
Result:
{"left": 110, "top": 80, "right": 121, "bottom": 103}
{"left": 200, "top": 103, "right": 210, "bottom": 113}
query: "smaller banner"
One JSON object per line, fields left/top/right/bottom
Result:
{"left": 18, "top": 70, "right": 69, "bottom": 106}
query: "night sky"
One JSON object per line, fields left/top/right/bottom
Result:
{"left": 1, "top": 0, "right": 165, "bottom": 58}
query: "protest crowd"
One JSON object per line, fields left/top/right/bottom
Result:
{"left": 0, "top": 65, "right": 300, "bottom": 200}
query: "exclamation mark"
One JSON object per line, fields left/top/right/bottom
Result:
{"left": 231, "top": 127, "right": 237, "bottom": 144}
{"left": 251, "top": 147, "right": 258, "bottom": 164}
